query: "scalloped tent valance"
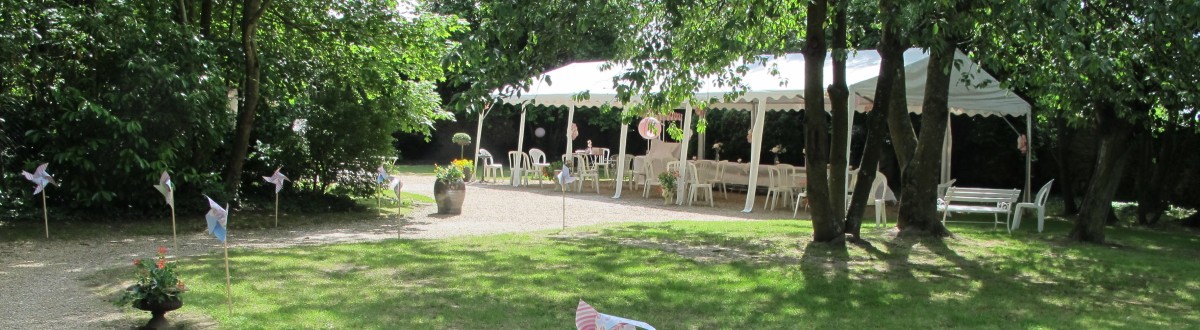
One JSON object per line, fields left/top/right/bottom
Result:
{"left": 498, "top": 48, "right": 1030, "bottom": 118}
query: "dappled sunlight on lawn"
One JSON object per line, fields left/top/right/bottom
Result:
{"left": 88, "top": 220, "right": 1200, "bottom": 328}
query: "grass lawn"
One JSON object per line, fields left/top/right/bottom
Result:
{"left": 87, "top": 219, "right": 1200, "bottom": 329}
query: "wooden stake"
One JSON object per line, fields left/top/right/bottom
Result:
{"left": 42, "top": 190, "right": 49, "bottom": 239}
{"left": 561, "top": 184, "right": 567, "bottom": 231}
{"left": 223, "top": 203, "right": 233, "bottom": 316}
{"left": 274, "top": 192, "right": 279, "bottom": 228}
{"left": 223, "top": 242, "right": 233, "bottom": 316}
{"left": 170, "top": 203, "right": 178, "bottom": 253}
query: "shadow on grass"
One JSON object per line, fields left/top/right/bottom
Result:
{"left": 89, "top": 220, "right": 1200, "bottom": 329}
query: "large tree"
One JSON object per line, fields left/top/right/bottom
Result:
{"left": 223, "top": 0, "right": 272, "bottom": 194}
{"left": 973, "top": 0, "right": 1200, "bottom": 243}
{"left": 1, "top": 0, "right": 461, "bottom": 213}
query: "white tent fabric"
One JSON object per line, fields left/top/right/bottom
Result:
{"left": 502, "top": 48, "right": 1030, "bottom": 117}
{"left": 491, "top": 48, "right": 1033, "bottom": 210}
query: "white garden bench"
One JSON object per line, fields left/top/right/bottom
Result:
{"left": 938, "top": 187, "right": 1022, "bottom": 233}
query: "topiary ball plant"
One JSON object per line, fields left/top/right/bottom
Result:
{"left": 451, "top": 133, "right": 472, "bottom": 158}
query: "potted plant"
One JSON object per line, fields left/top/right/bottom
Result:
{"left": 659, "top": 170, "right": 678, "bottom": 205}
{"left": 770, "top": 144, "right": 787, "bottom": 164}
{"left": 451, "top": 159, "right": 474, "bottom": 182}
{"left": 712, "top": 142, "right": 723, "bottom": 161}
{"left": 451, "top": 133, "right": 472, "bottom": 158}
{"left": 546, "top": 160, "right": 564, "bottom": 184}
{"left": 434, "top": 164, "right": 466, "bottom": 214}
{"left": 117, "top": 246, "right": 188, "bottom": 329}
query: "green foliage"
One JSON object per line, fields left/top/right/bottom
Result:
{"left": 117, "top": 246, "right": 187, "bottom": 306}
{"left": 428, "top": 0, "right": 643, "bottom": 110}
{"left": 248, "top": 2, "right": 463, "bottom": 198}
{"left": 0, "top": 1, "right": 231, "bottom": 213}
{"left": 434, "top": 163, "right": 464, "bottom": 184}
{"left": 451, "top": 133, "right": 472, "bottom": 146}
{"left": 658, "top": 169, "right": 678, "bottom": 196}
{"left": 0, "top": 1, "right": 464, "bottom": 216}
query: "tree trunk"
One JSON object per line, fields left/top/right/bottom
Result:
{"left": 200, "top": 0, "right": 214, "bottom": 38}
{"left": 895, "top": 41, "right": 953, "bottom": 238}
{"left": 803, "top": 0, "right": 840, "bottom": 243}
{"left": 828, "top": 0, "right": 850, "bottom": 233}
{"left": 223, "top": 0, "right": 272, "bottom": 194}
{"left": 1052, "top": 116, "right": 1079, "bottom": 215}
{"left": 884, "top": 28, "right": 916, "bottom": 174}
{"left": 844, "top": 0, "right": 902, "bottom": 237}
{"left": 1069, "top": 101, "right": 1134, "bottom": 243}
{"left": 1136, "top": 108, "right": 1180, "bottom": 226}
{"left": 174, "top": 0, "right": 189, "bottom": 25}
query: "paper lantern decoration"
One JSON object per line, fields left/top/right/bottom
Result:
{"left": 569, "top": 123, "right": 580, "bottom": 140}
{"left": 637, "top": 117, "right": 662, "bottom": 140}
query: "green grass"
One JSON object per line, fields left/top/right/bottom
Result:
{"left": 87, "top": 219, "right": 1200, "bottom": 329}
{"left": 0, "top": 192, "right": 432, "bottom": 242}
{"left": 392, "top": 164, "right": 436, "bottom": 175}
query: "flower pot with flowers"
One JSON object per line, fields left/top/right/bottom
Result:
{"left": 712, "top": 142, "right": 723, "bottom": 161}
{"left": 770, "top": 144, "right": 787, "bottom": 164}
{"left": 434, "top": 164, "right": 466, "bottom": 214}
{"left": 659, "top": 170, "right": 679, "bottom": 205}
{"left": 451, "top": 159, "right": 474, "bottom": 182}
{"left": 117, "top": 246, "right": 187, "bottom": 329}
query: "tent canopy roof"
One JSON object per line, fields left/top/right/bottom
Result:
{"left": 499, "top": 48, "right": 1030, "bottom": 118}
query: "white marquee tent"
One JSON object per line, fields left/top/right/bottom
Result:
{"left": 477, "top": 48, "right": 1032, "bottom": 212}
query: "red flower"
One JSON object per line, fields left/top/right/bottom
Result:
{"left": 157, "top": 246, "right": 168, "bottom": 255}
{"left": 156, "top": 259, "right": 166, "bottom": 269}
{"left": 133, "top": 258, "right": 142, "bottom": 266}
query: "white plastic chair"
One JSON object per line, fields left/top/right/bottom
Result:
{"left": 507, "top": 151, "right": 528, "bottom": 186}
{"left": 528, "top": 148, "right": 551, "bottom": 187}
{"left": 478, "top": 149, "right": 503, "bottom": 182}
{"left": 642, "top": 158, "right": 664, "bottom": 198}
{"left": 594, "top": 148, "right": 613, "bottom": 179}
{"left": 792, "top": 171, "right": 809, "bottom": 218}
{"left": 765, "top": 167, "right": 794, "bottom": 210}
{"left": 687, "top": 163, "right": 714, "bottom": 206}
{"left": 573, "top": 153, "right": 600, "bottom": 193}
{"left": 1012, "top": 179, "right": 1054, "bottom": 232}
{"left": 703, "top": 161, "right": 729, "bottom": 200}
{"left": 866, "top": 172, "right": 893, "bottom": 227}
{"left": 622, "top": 154, "right": 640, "bottom": 189}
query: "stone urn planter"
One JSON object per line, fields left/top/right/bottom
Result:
{"left": 134, "top": 298, "right": 183, "bottom": 329}
{"left": 434, "top": 178, "right": 466, "bottom": 214}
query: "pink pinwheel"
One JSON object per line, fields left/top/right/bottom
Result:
{"left": 153, "top": 171, "right": 175, "bottom": 207}
{"left": 21, "top": 163, "right": 56, "bottom": 195}
{"left": 204, "top": 196, "right": 228, "bottom": 243}
{"left": 389, "top": 175, "right": 403, "bottom": 197}
{"left": 262, "top": 167, "right": 288, "bottom": 193}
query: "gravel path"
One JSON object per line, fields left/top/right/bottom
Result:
{"left": 0, "top": 174, "right": 797, "bottom": 329}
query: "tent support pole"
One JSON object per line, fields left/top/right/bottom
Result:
{"left": 613, "top": 117, "right": 629, "bottom": 199}
{"left": 743, "top": 98, "right": 768, "bottom": 212}
{"left": 473, "top": 104, "right": 489, "bottom": 181}
{"left": 1025, "top": 113, "right": 1032, "bottom": 203}
{"left": 941, "top": 112, "right": 952, "bottom": 184}
{"left": 517, "top": 105, "right": 527, "bottom": 153}
{"left": 845, "top": 102, "right": 854, "bottom": 211}
{"left": 676, "top": 101, "right": 694, "bottom": 205}
{"left": 566, "top": 104, "right": 576, "bottom": 160}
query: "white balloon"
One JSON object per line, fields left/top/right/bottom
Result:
{"left": 534, "top": 127, "right": 546, "bottom": 137}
